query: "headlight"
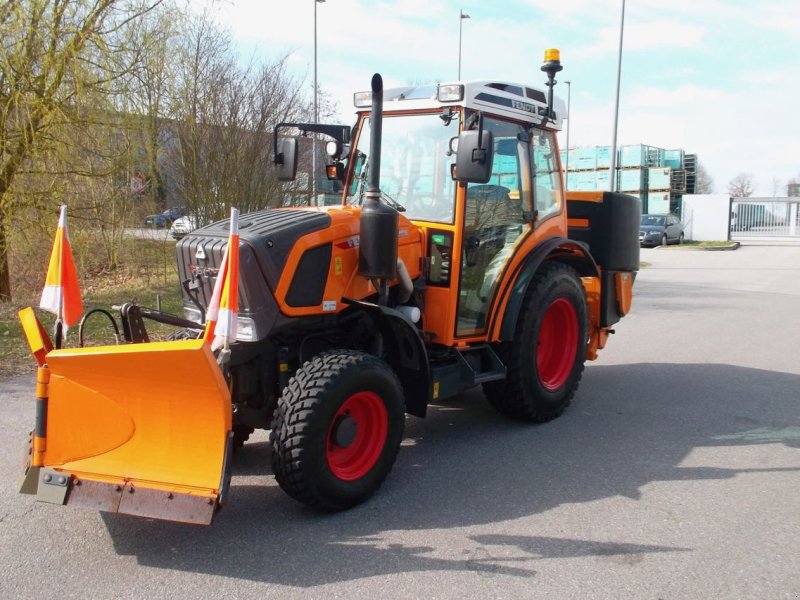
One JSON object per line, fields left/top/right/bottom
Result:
{"left": 236, "top": 316, "right": 256, "bottom": 342}
{"left": 438, "top": 84, "right": 464, "bottom": 101}
{"left": 353, "top": 91, "right": 371, "bottom": 107}
{"left": 183, "top": 306, "right": 203, "bottom": 324}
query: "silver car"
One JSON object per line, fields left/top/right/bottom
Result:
{"left": 169, "top": 215, "right": 197, "bottom": 239}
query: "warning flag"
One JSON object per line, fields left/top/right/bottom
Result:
{"left": 204, "top": 207, "right": 240, "bottom": 350}
{"left": 39, "top": 205, "right": 83, "bottom": 333}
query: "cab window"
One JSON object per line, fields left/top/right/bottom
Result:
{"left": 532, "top": 129, "right": 562, "bottom": 220}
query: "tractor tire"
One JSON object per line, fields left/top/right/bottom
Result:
{"left": 270, "top": 350, "right": 405, "bottom": 511}
{"left": 484, "top": 262, "right": 588, "bottom": 422}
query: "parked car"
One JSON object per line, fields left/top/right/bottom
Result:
{"left": 144, "top": 207, "right": 184, "bottom": 228}
{"left": 169, "top": 215, "right": 197, "bottom": 239}
{"left": 639, "top": 213, "right": 684, "bottom": 247}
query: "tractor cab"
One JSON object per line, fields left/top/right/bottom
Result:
{"left": 337, "top": 79, "right": 567, "bottom": 345}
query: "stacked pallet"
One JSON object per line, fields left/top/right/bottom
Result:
{"left": 561, "top": 144, "right": 694, "bottom": 214}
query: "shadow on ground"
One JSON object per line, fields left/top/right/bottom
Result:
{"left": 100, "top": 362, "right": 799, "bottom": 585}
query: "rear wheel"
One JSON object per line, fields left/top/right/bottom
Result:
{"left": 484, "top": 262, "right": 588, "bottom": 422}
{"left": 678, "top": 232, "right": 684, "bottom": 245}
{"left": 270, "top": 350, "right": 405, "bottom": 510}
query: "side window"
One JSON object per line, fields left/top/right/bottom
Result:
{"left": 532, "top": 129, "right": 563, "bottom": 220}
{"left": 464, "top": 116, "right": 530, "bottom": 232}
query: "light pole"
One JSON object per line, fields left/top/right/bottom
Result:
{"left": 312, "top": 0, "right": 325, "bottom": 205}
{"left": 564, "top": 80, "right": 571, "bottom": 189}
{"left": 458, "top": 9, "right": 470, "bottom": 79}
{"left": 608, "top": 0, "right": 625, "bottom": 192}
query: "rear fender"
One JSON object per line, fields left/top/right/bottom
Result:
{"left": 495, "top": 237, "right": 599, "bottom": 342}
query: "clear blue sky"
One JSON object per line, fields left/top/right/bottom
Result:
{"left": 192, "top": 0, "right": 800, "bottom": 195}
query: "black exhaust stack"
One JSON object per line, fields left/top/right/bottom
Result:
{"left": 358, "top": 73, "right": 398, "bottom": 305}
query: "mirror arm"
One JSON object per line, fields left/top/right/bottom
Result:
{"left": 273, "top": 122, "right": 352, "bottom": 164}
{"left": 472, "top": 112, "right": 487, "bottom": 164}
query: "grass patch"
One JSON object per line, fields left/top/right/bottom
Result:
{"left": 1, "top": 248, "right": 184, "bottom": 380}
{"left": 674, "top": 240, "right": 736, "bottom": 247}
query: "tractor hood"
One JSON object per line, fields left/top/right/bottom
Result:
{"left": 176, "top": 208, "right": 332, "bottom": 340}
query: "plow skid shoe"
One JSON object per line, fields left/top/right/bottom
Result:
{"left": 37, "top": 339, "right": 232, "bottom": 525}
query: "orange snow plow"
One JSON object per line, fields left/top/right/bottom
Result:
{"left": 19, "top": 310, "right": 233, "bottom": 525}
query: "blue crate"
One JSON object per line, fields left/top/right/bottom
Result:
{"left": 648, "top": 167, "right": 672, "bottom": 191}
{"left": 596, "top": 146, "right": 613, "bottom": 169}
{"left": 662, "top": 149, "right": 684, "bottom": 169}
{"left": 617, "top": 168, "right": 646, "bottom": 192}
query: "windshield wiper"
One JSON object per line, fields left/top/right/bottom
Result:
{"left": 380, "top": 191, "right": 405, "bottom": 212}
{"left": 356, "top": 158, "right": 404, "bottom": 211}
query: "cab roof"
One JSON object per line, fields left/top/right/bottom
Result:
{"left": 355, "top": 80, "right": 566, "bottom": 131}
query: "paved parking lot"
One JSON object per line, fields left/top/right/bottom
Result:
{"left": 1, "top": 244, "right": 799, "bottom": 599}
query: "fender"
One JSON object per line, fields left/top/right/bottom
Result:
{"left": 495, "top": 236, "right": 599, "bottom": 342}
{"left": 344, "top": 299, "right": 431, "bottom": 418}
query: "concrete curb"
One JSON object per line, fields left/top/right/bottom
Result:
{"left": 701, "top": 242, "right": 741, "bottom": 251}
{"left": 653, "top": 242, "right": 741, "bottom": 251}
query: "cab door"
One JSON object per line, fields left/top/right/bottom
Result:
{"left": 456, "top": 116, "right": 532, "bottom": 336}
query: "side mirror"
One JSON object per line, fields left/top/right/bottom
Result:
{"left": 455, "top": 129, "right": 494, "bottom": 184}
{"left": 276, "top": 138, "right": 298, "bottom": 181}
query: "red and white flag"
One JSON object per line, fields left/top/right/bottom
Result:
{"left": 204, "top": 207, "right": 240, "bottom": 350}
{"left": 39, "top": 205, "right": 83, "bottom": 333}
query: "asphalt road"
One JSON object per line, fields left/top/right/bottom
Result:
{"left": 129, "top": 227, "right": 178, "bottom": 241}
{"left": 2, "top": 244, "right": 799, "bottom": 599}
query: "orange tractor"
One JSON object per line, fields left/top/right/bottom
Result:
{"left": 19, "top": 51, "right": 639, "bottom": 524}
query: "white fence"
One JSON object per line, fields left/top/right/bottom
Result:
{"left": 731, "top": 198, "right": 800, "bottom": 240}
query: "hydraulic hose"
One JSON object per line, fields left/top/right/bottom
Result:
{"left": 78, "top": 308, "right": 122, "bottom": 347}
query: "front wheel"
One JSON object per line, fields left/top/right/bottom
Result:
{"left": 661, "top": 234, "right": 668, "bottom": 246}
{"left": 484, "top": 262, "right": 588, "bottom": 422}
{"left": 270, "top": 350, "right": 405, "bottom": 511}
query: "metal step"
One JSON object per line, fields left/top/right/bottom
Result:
{"left": 456, "top": 344, "right": 506, "bottom": 385}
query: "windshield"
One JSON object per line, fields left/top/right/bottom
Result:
{"left": 641, "top": 215, "right": 666, "bottom": 226}
{"left": 346, "top": 112, "right": 457, "bottom": 223}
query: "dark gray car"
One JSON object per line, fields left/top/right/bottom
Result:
{"left": 639, "top": 213, "right": 684, "bottom": 247}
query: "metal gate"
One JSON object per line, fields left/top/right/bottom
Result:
{"left": 730, "top": 198, "right": 800, "bottom": 241}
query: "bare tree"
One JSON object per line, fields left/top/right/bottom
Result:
{"left": 0, "top": 0, "right": 163, "bottom": 301}
{"left": 164, "top": 12, "right": 310, "bottom": 226}
{"left": 771, "top": 177, "right": 783, "bottom": 197}
{"left": 728, "top": 173, "right": 755, "bottom": 198}
{"left": 694, "top": 160, "right": 714, "bottom": 194}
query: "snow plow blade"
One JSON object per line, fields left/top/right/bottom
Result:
{"left": 20, "top": 338, "right": 232, "bottom": 525}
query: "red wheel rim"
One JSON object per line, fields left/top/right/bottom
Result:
{"left": 537, "top": 297, "right": 579, "bottom": 391}
{"left": 326, "top": 391, "right": 388, "bottom": 481}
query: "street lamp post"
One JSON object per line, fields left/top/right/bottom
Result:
{"left": 312, "top": 0, "right": 325, "bottom": 205}
{"left": 564, "top": 80, "right": 571, "bottom": 190}
{"left": 458, "top": 9, "right": 470, "bottom": 79}
{"left": 609, "top": 0, "right": 625, "bottom": 192}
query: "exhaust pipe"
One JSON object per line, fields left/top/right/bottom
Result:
{"left": 366, "top": 73, "right": 383, "bottom": 195}
{"left": 359, "top": 73, "right": 398, "bottom": 304}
